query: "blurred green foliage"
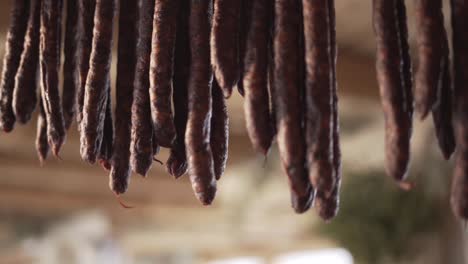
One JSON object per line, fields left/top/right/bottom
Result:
{"left": 318, "top": 171, "right": 444, "bottom": 264}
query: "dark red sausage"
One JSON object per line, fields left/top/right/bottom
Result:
{"left": 450, "top": 0, "right": 468, "bottom": 219}
{"left": 267, "top": 7, "right": 277, "bottom": 139}
{"left": 75, "top": 0, "right": 95, "bottom": 126}
{"left": 414, "top": 0, "right": 444, "bottom": 119}
{"left": 429, "top": 2, "right": 455, "bottom": 160}
{"left": 167, "top": 1, "right": 190, "bottom": 178}
{"left": 80, "top": 0, "right": 116, "bottom": 163}
{"left": 149, "top": 0, "right": 178, "bottom": 148}
{"left": 130, "top": 0, "right": 155, "bottom": 177}
{"left": 242, "top": 0, "right": 274, "bottom": 155}
{"left": 185, "top": 0, "right": 217, "bottom": 205}
{"left": 432, "top": 56, "right": 455, "bottom": 160}
{"left": 397, "top": 0, "right": 413, "bottom": 127}
{"left": 211, "top": 0, "right": 241, "bottom": 97}
{"left": 314, "top": 0, "right": 341, "bottom": 220}
{"left": 36, "top": 96, "right": 49, "bottom": 164}
{"left": 98, "top": 77, "right": 113, "bottom": 171}
{"left": 373, "top": 0, "right": 412, "bottom": 182}
{"left": 62, "top": 0, "right": 79, "bottom": 130}
{"left": 274, "top": 0, "right": 313, "bottom": 213}
{"left": 0, "top": 0, "right": 30, "bottom": 132}
{"left": 40, "top": 0, "right": 66, "bottom": 156}
{"left": 211, "top": 79, "right": 229, "bottom": 181}
{"left": 13, "top": 0, "right": 41, "bottom": 124}
{"left": 109, "top": 0, "right": 138, "bottom": 194}
{"left": 235, "top": 0, "right": 253, "bottom": 97}
{"left": 303, "top": 0, "right": 335, "bottom": 195}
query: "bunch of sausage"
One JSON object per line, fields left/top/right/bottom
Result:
{"left": 373, "top": 0, "right": 468, "bottom": 220}
{"left": 1, "top": 0, "right": 467, "bottom": 220}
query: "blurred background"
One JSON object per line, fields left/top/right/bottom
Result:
{"left": 0, "top": 1, "right": 467, "bottom": 264}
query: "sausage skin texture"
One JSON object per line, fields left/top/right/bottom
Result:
{"left": 211, "top": 0, "right": 241, "bottom": 97}
{"left": 0, "top": 0, "right": 29, "bottom": 132}
{"left": 62, "top": 0, "right": 79, "bottom": 130}
{"left": 75, "top": 0, "right": 95, "bottom": 126}
{"left": 302, "top": 0, "right": 335, "bottom": 195}
{"left": 373, "top": 0, "right": 412, "bottom": 182}
{"left": 243, "top": 0, "right": 274, "bottom": 155}
{"left": 36, "top": 96, "right": 50, "bottom": 164}
{"left": 130, "top": 0, "right": 155, "bottom": 177}
{"left": 314, "top": 0, "right": 341, "bottom": 220}
{"left": 450, "top": 0, "right": 468, "bottom": 219}
{"left": 109, "top": 0, "right": 138, "bottom": 194}
{"left": 13, "top": 0, "right": 41, "bottom": 125}
{"left": 414, "top": 0, "right": 444, "bottom": 119}
{"left": 80, "top": 0, "right": 116, "bottom": 163}
{"left": 274, "top": 0, "right": 314, "bottom": 213}
{"left": 211, "top": 79, "right": 229, "bottom": 181}
{"left": 167, "top": 1, "right": 190, "bottom": 178}
{"left": 185, "top": 0, "right": 217, "bottom": 205}
{"left": 40, "top": 0, "right": 66, "bottom": 156}
{"left": 149, "top": 0, "right": 178, "bottom": 148}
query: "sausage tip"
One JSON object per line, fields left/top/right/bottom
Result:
{"left": 80, "top": 149, "right": 97, "bottom": 164}
{"left": 398, "top": 180, "right": 413, "bottom": 191}
{"left": 153, "top": 127, "right": 176, "bottom": 148}
{"left": 315, "top": 199, "right": 339, "bottom": 221}
{"left": 99, "top": 159, "right": 112, "bottom": 171}
{"left": 222, "top": 87, "right": 232, "bottom": 99}
{"left": 291, "top": 189, "right": 314, "bottom": 214}
{"left": 1, "top": 121, "right": 14, "bottom": 133}
{"left": 51, "top": 138, "right": 65, "bottom": 158}
{"left": 166, "top": 155, "right": 188, "bottom": 178}
{"left": 15, "top": 112, "right": 32, "bottom": 124}
{"left": 190, "top": 177, "right": 217, "bottom": 206}
{"left": 134, "top": 165, "right": 151, "bottom": 178}
{"left": 195, "top": 188, "right": 217, "bottom": 206}
{"left": 38, "top": 156, "right": 46, "bottom": 167}
{"left": 109, "top": 176, "right": 129, "bottom": 195}
{"left": 309, "top": 163, "right": 336, "bottom": 196}
{"left": 415, "top": 103, "right": 430, "bottom": 120}
{"left": 384, "top": 152, "right": 410, "bottom": 182}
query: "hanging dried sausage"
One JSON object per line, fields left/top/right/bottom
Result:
{"left": 0, "top": 0, "right": 29, "bottom": 132}
{"left": 13, "top": 0, "right": 41, "bottom": 124}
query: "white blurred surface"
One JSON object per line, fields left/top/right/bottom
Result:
{"left": 272, "top": 249, "right": 353, "bottom": 264}
{"left": 207, "top": 257, "right": 265, "bottom": 264}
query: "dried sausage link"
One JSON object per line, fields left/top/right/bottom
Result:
{"left": 80, "top": 0, "right": 116, "bottom": 163}
{"left": 109, "top": 0, "right": 138, "bottom": 194}
{"left": 373, "top": 0, "right": 412, "bottom": 182}
{"left": 432, "top": 56, "right": 455, "bottom": 160}
{"left": 75, "top": 0, "right": 95, "bottom": 126}
{"left": 414, "top": 0, "right": 444, "bottom": 119}
{"left": 167, "top": 1, "right": 190, "bottom": 178}
{"left": 98, "top": 77, "right": 113, "bottom": 171}
{"left": 397, "top": 0, "right": 413, "bottom": 122}
{"left": 130, "top": 0, "right": 155, "bottom": 177}
{"left": 235, "top": 0, "right": 253, "bottom": 97}
{"left": 62, "top": 0, "right": 79, "bottom": 130}
{"left": 149, "top": 0, "right": 179, "bottom": 148}
{"left": 243, "top": 0, "right": 274, "bottom": 155}
{"left": 274, "top": 0, "right": 313, "bottom": 213}
{"left": 211, "top": 79, "right": 228, "bottom": 181}
{"left": 36, "top": 96, "right": 49, "bottom": 163}
{"left": 0, "top": 0, "right": 30, "bottom": 132}
{"left": 40, "top": 0, "right": 66, "bottom": 156}
{"left": 211, "top": 0, "right": 241, "bottom": 97}
{"left": 13, "top": 0, "right": 41, "bottom": 124}
{"left": 303, "top": 0, "right": 335, "bottom": 194}
{"left": 185, "top": 0, "right": 217, "bottom": 205}
{"left": 450, "top": 0, "right": 468, "bottom": 219}
{"left": 315, "top": 0, "right": 341, "bottom": 220}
